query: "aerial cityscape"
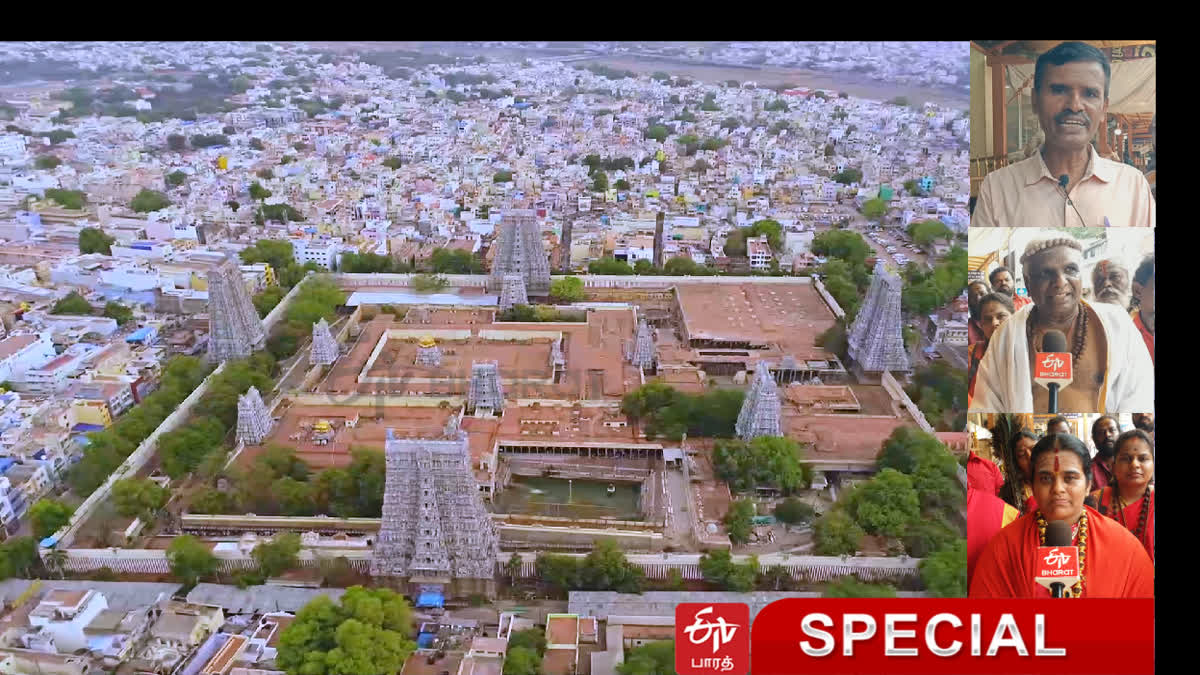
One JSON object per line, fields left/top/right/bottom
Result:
{"left": 0, "top": 41, "right": 970, "bottom": 675}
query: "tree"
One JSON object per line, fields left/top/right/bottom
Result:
{"left": 812, "top": 230, "right": 872, "bottom": 266}
{"left": 167, "top": 133, "right": 186, "bottom": 151}
{"left": 505, "top": 552, "right": 524, "bottom": 586}
{"left": 889, "top": 96, "right": 910, "bottom": 107}
{"left": 723, "top": 229, "right": 746, "bottom": 258}
{"left": 111, "top": 478, "right": 167, "bottom": 520}
{"left": 644, "top": 124, "right": 669, "bottom": 142}
{"left": 824, "top": 576, "right": 898, "bottom": 598}
{"left": 508, "top": 628, "right": 547, "bottom": 656}
{"left": 249, "top": 137, "right": 265, "bottom": 151}
{"left": 814, "top": 510, "right": 864, "bottom": 556}
{"left": 550, "top": 276, "right": 585, "bottom": 303}
{"left": 52, "top": 291, "right": 92, "bottom": 315}
{"left": 249, "top": 181, "right": 273, "bottom": 200}
{"left": 412, "top": 274, "right": 448, "bottom": 292}
{"left": 699, "top": 549, "right": 757, "bottom": 592}
{"left": 493, "top": 170, "right": 513, "bottom": 183}
{"left": 832, "top": 168, "right": 862, "bottom": 185}
{"left": 45, "top": 188, "right": 87, "bottom": 210}
{"left": 0, "top": 537, "right": 40, "bottom": 579}
{"left": 341, "top": 252, "right": 399, "bottom": 274}
{"left": 535, "top": 553, "right": 579, "bottom": 594}
{"left": 382, "top": 157, "right": 402, "bottom": 170}
{"left": 713, "top": 436, "right": 809, "bottom": 495}
{"left": 592, "top": 171, "right": 609, "bottom": 192}
{"left": 78, "top": 227, "right": 114, "bottom": 255}
{"left": 430, "top": 248, "right": 483, "bottom": 274}
{"left": 103, "top": 301, "right": 134, "bottom": 325}
{"left": 257, "top": 168, "right": 275, "bottom": 180}
{"left": 253, "top": 533, "right": 302, "bottom": 578}
{"left": 503, "top": 646, "right": 542, "bottom": 675}
{"left": 861, "top": 198, "right": 887, "bottom": 220}
{"left": 617, "top": 641, "right": 675, "bottom": 675}
{"left": 254, "top": 286, "right": 286, "bottom": 317}
{"left": 166, "top": 535, "right": 217, "bottom": 586}
{"left": 30, "top": 499, "right": 73, "bottom": 539}
{"left": 746, "top": 219, "right": 784, "bottom": 251}
{"left": 615, "top": 178, "right": 631, "bottom": 191}
{"left": 276, "top": 587, "right": 416, "bottom": 675}
{"left": 131, "top": 189, "right": 170, "bottom": 213}
{"left": 588, "top": 257, "right": 634, "bottom": 275}
{"left": 633, "top": 259, "right": 655, "bottom": 275}
{"left": 725, "top": 498, "right": 756, "bottom": 544}
{"left": 35, "top": 155, "right": 61, "bottom": 170}
{"left": 578, "top": 539, "right": 644, "bottom": 593}
{"left": 908, "top": 219, "right": 952, "bottom": 248}
{"left": 166, "top": 170, "right": 187, "bottom": 187}
{"left": 920, "top": 539, "right": 967, "bottom": 597}
{"left": 824, "top": 143, "right": 835, "bottom": 157}
{"left": 774, "top": 498, "right": 815, "bottom": 526}
{"left": 851, "top": 469, "right": 920, "bottom": 537}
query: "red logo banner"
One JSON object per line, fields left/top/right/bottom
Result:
{"left": 676, "top": 603, "right": 750, "bottom": 675}
{"left": 751, "top": 599, "right": 1153, "bottom": 674}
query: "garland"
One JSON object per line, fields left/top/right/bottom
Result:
{"left": 1036, "top": 510, "right": 1088, "bottom": 598}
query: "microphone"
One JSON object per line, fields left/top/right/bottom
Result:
{"left": 1035, "top": 520, "right": 1080, "bottom": 598}
{"left": 1057, "top": 174, "right": 1088, "bottom": 226}
{"left": 1034, "top": 330, "right": 1073, "bottom": 414}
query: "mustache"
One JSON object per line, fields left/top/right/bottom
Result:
{"left": 1055, "top": 112, "right": 1090, "bottom": 125}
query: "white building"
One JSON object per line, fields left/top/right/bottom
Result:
{"left": 0, "top": 134, "right": 27, "bottom": 158}
{"left": 27, "top": 590, "right": 110, "bottom": 653}
{"left": 0, "top": 333, "right": 57, "bottom": 385}
{"left": 291, "top": 239, "right": 338, "bottom": 269}
{"left": 747, "top": 235, "right": 773, "bottom": 270}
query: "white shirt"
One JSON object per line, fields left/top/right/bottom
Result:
{"left": 972, "top": 146, "right": 1156, "bottom": 228}
{"left": 970, "top": 301, "right": 1154, "bottom": 413}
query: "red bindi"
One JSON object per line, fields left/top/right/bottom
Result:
{"left": 1053, "top": 448, "right": 1060, "bottom": 472}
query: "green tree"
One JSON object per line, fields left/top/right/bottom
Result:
{"left": 45, "top": 188, "right": 87, "bottom": 210}
{"left": 508, "top": 628, "right": 547, "bottom": 655}
{"left": 534, "top": 553, "right": 579, "bottom": 594}
{"left": 35, "top": 155, "right": 62, "bottom": 170}
{"left": 29, "top": 499, "right": 73, "bottom": 539}
{"left": 908, "top": 219, "right": 952, "bottom": 248}
{"left": 723, "top": 229, "right": 746, "bottom": 258}
{"left": 550, "top": 276, "right": 585, "bottom": 303}
{"left": 814, "top": 510, "right": 864, "bottom": 556}
{"left": 412, "top": 273, "right": 448, "bottom": 292}
{"left": 615, "top": 178, "right": 631, "bottom": 191}
{"left": 52, "top": 292, "right": 92, "bottom": 315}
{"left": 158, "top": 416, "right": 227, "bottom": 478}
{"left": 746, "top": 219, "right": 784, "bottom": 251}
{"left": 592, "top": 171, "right": 609, "bottom": 192}
{"left": 889, "top": 96, "right": 909, "bottom": 107}
{"left": 250, "top": 138, "right": 265, "bottom": 151}
{"left": 167, "top": 134, "right": 187, "bottom": 151}
{"left": 588, "top": 257, "right": 634, "bottom": 275}
{"left": 253, "top": 533, "right": 302, "bottom": 578}
{"left": 699, "top": 549, "right": 757, "bottom": 592}
{"left": 382, "top": 157, "right": 402, "bottom": 170}
{"left": 503, "top": 646, "right": 543, "bottom": 675}
{"left": 254, "top": 286, "right": 287, "bottom": 317}
{"left": 130, "top": 189, "right": 170, "bottom": 213}
{"left": 645, "top": 124, "right": 669, "bottom": 142}
{"left": 111, "top": 478, "right": 168, "bottom": 520}
{"left": 725, "top": 498, "right": 756, "bottom": 544}
{"left": 166, "top": 170, "right": 187, "bottom": 187}
{"left": 920, "top": 539, "right": 968, "bottom": 597}
{"left": 249, "top": 181, "right": 272, "bottom": 200}
{"left": 103, "top": 301, "right": 134, "bottom": 325}
{"left": 824, "top": 576, "right": 898, "bottom": 598}
{"left": 578, "top": 539, "right": 645, "bottom": 593}
{"left": 167, "top": 535, "right": 218, "bottom": 586}
{"left": 617, "top": 641, "right": 675, "bottom": 675}
{"left": 341, "top": 252, "right": 398, "bottom": 274}
{"left": 430, "top": 248, "right": 483, "bottom": 274}
{"left": 861, "top": 198, "right": 887, "bottom": 220}
{"left": 832, "top": 168, "right": 862, "bottom": 185}
{"left": 812, "top": 230, "right": 872, "bottom": 266}
{"left": 851, "top": 469, "right": 921, "bottom": 537}
{"left": 505, "top": 552, "right": 524, "bottom": 586}
{"left": 774, "top": 498, "right": 815, "bottom": 526}
{"left": 79, "top": 227, "right": 114, "bottom": 255}
{"left": 493, "top": 170, "right": 513, "bottom": 183}
{"left": 713, "top": 436, "right": 809, "bottom": 495}
{"left": 0, "top": 537, "right": 40, "bottom": 579}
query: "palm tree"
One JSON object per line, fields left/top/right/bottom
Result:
{"left": 505, "top": 553, "right": 523, "bottom": 587}
{"left": 45, "top": 549, "right": 68, "bottom": 579}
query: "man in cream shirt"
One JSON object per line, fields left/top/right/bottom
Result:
{"left": 972, "top": 42, "right": 1155, "bottom": 228}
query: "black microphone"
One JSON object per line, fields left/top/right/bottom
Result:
{"left": 1057, "top": 174, "right": 1087, "bottom": 226}
{"left": 1038, "top": 330, "right": 1072, "bottom": 414}
{"left": 1044, "top": 520, "right": 1075, "bottom": 598}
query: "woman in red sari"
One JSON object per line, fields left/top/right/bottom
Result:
{"left": 998, "top": 429, "right": 1038, "bottom": 515}
{"left": 1091, "top": 429, "right": 1154, "bottom": 563}
{"left": 968, "top": 293, "right": 1014, "bottom": 404}
{"left": 971, "top": 432, "right": 1154, "bottom": 598}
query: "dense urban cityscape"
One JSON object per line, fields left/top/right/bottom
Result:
{"left": 0, "top": 42, "right": 970, "bottom": 675}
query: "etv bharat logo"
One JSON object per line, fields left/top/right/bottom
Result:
{"left": 1041, "top": 353, "right": 1066, "bottom": 371}
{"left": 685, "top": 606, "right": 742, "bottom": 654}
{"left": 1043, "top": 547, "right": 1071, "bottom": 568}
{"left": 676, "top": 603, "right": 749, "bottom": 675}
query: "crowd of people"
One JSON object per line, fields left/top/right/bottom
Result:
{"left": 966, "top": 414, "right": 1154, "bottom": 597}
{"left": 967, "top": 233, "right": 1154, "bottom": 413}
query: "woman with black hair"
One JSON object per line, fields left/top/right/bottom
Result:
{"left": 1092, "top": 429, "right": 1155, "bottom": 563}
{"left": 971, "top": 433, "right": 1154, "bottom": 598}
{"left": 968, "top": 292, "right": 1015, "bottom": 405}
{"left": 998, "top": 428, "right": 1039, "bottom": 515}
